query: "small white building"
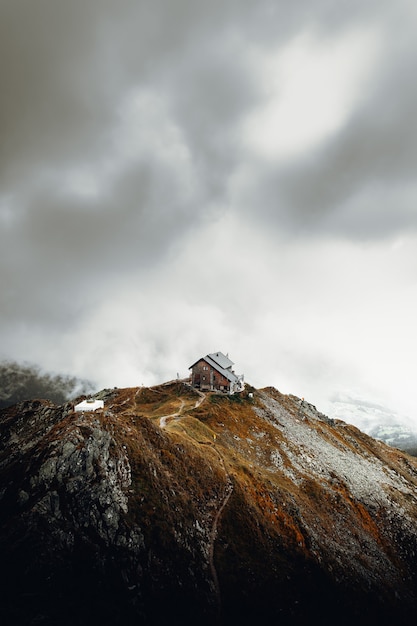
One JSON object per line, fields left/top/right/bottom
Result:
{"left": 74, "top": 398, "right": 104, "bottom": 412}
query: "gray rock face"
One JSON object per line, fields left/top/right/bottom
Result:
{"left": 29, "top": 416, "right": 133, "bottom": 543}
{"left": 0, "top": 400, "right": 145, "bottom": 624}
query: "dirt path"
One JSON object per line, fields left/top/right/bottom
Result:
{"left": 159, "top": 399, "right": 186, "bottom": 428}
{"left": 159, "top": 389, "right": 206, "bottom": 428}
{"left": 208, "top": 475, "right": 233, "bottom": 604}
{"left": 205, "top": 448, "right": 233, "bottom": 614}
{"left": 157, "top": 386, "right": 229, "bottom": 611}
{"left": 193, "top": 388, "right": 206, "bottom": 409}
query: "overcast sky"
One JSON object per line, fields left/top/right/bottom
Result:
{"left": 2, "top": 0, "right": 417, "bottom": 425}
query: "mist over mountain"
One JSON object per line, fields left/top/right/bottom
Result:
{"left": 0, "top": 360, "right": 94, "bottom": 410}
{"left": 329, "top": 392, "right": 417, "bottom": 456}
{"left": 1, "top": 381, "right": 417, "bottom": 625}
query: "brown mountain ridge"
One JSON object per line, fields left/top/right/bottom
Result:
{"left": 1, "top": 381, "right": 417, "bottom": 625}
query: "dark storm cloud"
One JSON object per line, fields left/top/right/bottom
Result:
{"left": 1, "top": 0, "right": 416, "bottom": 376}
{"left": 0, "top": 1, "right": 119, "bottom": 186}
{"left": 0, "top": 1, "right": 229, "bottom": 325}
{"left": 0, "top": 0, "right": 383, "bottom": 186}
{"left": 0, "top": 155, "right": 201, "bottom": 326}
{"left": 0, "top": 0, "right": 258, "bottom": 187}
{"left": 0, "top": 0, "right": 264, "bottom": 330}
{"left": 240, "top": 4, "right": 417, "bottom": 240}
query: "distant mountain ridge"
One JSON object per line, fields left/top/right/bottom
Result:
{"left": 329, "top": 393, "right": 417, "bottom": 456}
{"left": 0, "top": 360, "right": 93, "bottom": 409}
{"left": 1, "top": 381, "right": 417, "bottom": 625}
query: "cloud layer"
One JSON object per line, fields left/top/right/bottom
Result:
{"left": 1, "top": 0, "right": 417, "bottom": 423}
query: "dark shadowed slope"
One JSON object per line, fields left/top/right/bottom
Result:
{"left": 1, "top": 382, "right": 417, "bottom": 625}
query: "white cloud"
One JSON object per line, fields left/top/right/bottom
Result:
{"left": 36, "top": 211, "right": 415, "bottom": 427}
{"left": 2, "top": 0, "right": 417, "bottom": 437}
{"left": 243, "top": 26, "right": 381, "bottom": 160}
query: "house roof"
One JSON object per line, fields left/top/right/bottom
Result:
{"left": 204, "top": 355, "right": 239, "bottom": 383}
{"left": 74, "top": 399, "right": 104, "bottom": 412}
{"left": 208, "top": 351, "right": 234, "bottom": 370}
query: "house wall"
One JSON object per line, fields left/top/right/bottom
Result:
{"left": 191, "top": 359, "right": 230, "bottom": 392}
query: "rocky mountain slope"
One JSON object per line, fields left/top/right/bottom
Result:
{"left": 1, "top": 382, "right": 417, "bottom": 625}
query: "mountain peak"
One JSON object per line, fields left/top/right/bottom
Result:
{"left": 1, "top": 381, "right": 417, "bottom": 624}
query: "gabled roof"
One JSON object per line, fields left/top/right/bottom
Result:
{"left": 208, "top": 351, "right": 234, "bottom": 370}
{"left": 204, "top": 355, "right": 239, "bottom": 383}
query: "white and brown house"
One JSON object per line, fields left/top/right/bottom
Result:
{"left": 189, "top": 352, "right": 244, "bottom": 394}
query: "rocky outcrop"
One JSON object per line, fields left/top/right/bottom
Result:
{"left": 1, "top": 383, "right": 417, "bottom": 625}
{"left": 0, "top": 398, "right": 145, "bottom": 624}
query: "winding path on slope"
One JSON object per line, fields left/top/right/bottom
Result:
{"left": 207, "top": 451, "right": 234, "bottom": 610}
{"left": 159, "top": 387, "right": 206, "bottom": 428}
{"left": 159, "top": 399, "right": 186, "bottom": 428}
{"left": 158, "top": 386, "right": 232, "bottom": 613}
